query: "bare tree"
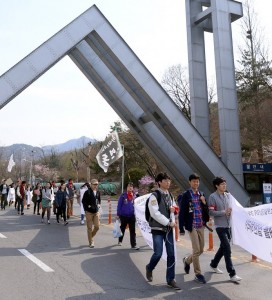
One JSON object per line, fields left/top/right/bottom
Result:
{"left": 236, "top": 0, "right": 272, "bottom": 162}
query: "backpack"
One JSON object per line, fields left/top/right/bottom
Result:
{"left": 145, "top": 190, "right": 161, "bottom": 222}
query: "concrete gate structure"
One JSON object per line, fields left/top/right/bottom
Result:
{"left": 0, "top": 3, "right": 249, "bottom": 205}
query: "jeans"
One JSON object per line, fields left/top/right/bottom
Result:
{"left": 211, "top": 227, "right": 236, "bottom": 277}
{"left": 17, "top": 198, "right": 24, "bottom": 214}
{"left": 147, "top": 229, "right": 175, "bottom": 283}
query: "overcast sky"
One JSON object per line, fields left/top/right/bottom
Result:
{"left": 0, "top": 0, "right": 271, "bottom": 147}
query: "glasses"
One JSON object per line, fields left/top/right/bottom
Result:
{"left": 92, "top": 183, "right": 98, "bottom": 186}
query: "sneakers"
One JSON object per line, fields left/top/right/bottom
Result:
{"left": 146, "top": 265, "right": 153, "bottom": 282}
{"left": 64, "top": 221, "right": 69, "bottom": 226}
{"left": 89, "top": 242, "right": 94, "bottom": 248}
{"left": 194, "top": 274, "right": 206, "bottom": 284}
{"left": 41, "top": 218, "right": 44, "bottom": 223}
{"left": 167, "top": 280, "right": 181, "bottom": 290}
{"left": 21, "top": 212, "right": 24, "bottom": 215}
{"left": 210, "top": 265, "right": 223, "bottom": 274}
{"left": 230, "top": 275, "right": 242, "bottom": 282}
{"left": 131, "top": 246, "right": 140, "bottom": 250}
{"left": 47, "top": 220, "right": 50, "bottom": 224}
{"left": 80, "top": 220, "right": 85, "bottom": 225}
{"left": 183, "top": 257, "right": 190, "bottom": 274}
{"left": 117, "top": 242, "right": 122, "bottom": 246}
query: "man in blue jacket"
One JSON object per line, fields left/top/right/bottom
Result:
{"left": 116, "top": 182, "right": 139, "bottom": 250}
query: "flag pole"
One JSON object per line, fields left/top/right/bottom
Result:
{"left": 121, "top": 144, "right": 125, "bottom": 193}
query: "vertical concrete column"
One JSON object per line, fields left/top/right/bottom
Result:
{"left": 211, "top": 0, "right": 243, "bottom": 184}
{"left": 185, "top": 0, "right": 210, "bottom": 144}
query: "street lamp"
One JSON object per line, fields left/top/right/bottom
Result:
{"left": 23, "top": 150, "right": 35, "bottom": 185}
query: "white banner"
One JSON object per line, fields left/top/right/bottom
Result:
{"left": 7, "top": 154, "right": 15, "bottom": 172}
{"left": 230, "top": 194, "right": 272, "bottom": 263}
{"left": 96, "top": 131, "right": 123, "bottom": 173}
{"left": 134, "top": 193, "right": 176, "bottom": 261}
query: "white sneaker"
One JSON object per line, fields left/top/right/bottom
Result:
{"left": 41, "top": 218, "right": 44, "bottom": 223}
{"left": 210, "top": 266, "right": 223, "bottom": 274}
{"left": 47, "top": 220, "right": 50, "bottom": 224}
{"left": 230, "top": 275, "right": 242, "bottom": 282}
{"left": 118, "top": 242, "right": 122, "bottom": 246}
{"left": 80, "top": 220, "right": 85, "bottom": 225}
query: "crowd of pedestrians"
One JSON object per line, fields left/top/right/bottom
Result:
{"left": 0, "top": 172, "right": 242, "bottom": 291}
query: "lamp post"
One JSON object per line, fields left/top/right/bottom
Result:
{"left": 121, "top": 144, "right": 125, "bottom": 193}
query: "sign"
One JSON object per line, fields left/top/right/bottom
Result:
{"left": 96, "top": 131, "right": 123, "bottom": 173}
{"left": 263, "top": 183, "right": 272, "bottom": 204}
{"left": 243, "top": 163, "right": 272, "bottom": 173}
{"left": 230, "top": 194, "right": 272, "bottom": 264}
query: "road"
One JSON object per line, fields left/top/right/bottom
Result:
{"left": 0, "top": 197, "right": 271, "bottom": 300}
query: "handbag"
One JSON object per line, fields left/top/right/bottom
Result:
{"left": 113, "top": 219, "right": 123, "bottom": 238}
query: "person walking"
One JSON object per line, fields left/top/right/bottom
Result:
{"left": 66, "top": 178, "right": 76, "bottom": 219}
{"left": 179, "top": 173, "right": 209, "bottom": 284}
{"left": 41, "top": 182, "right": 54, "bottom": 224}
{"left": 33, "top": 183, "right": 42, "bottom": 215}
{"left": 116, "top": 182, "right": 139, "bottom": 249}
{"left": 0, "top": 179, "right": 9, "bottom": 210}
{"left": 79, "top": 183, "right": 89, "bottom": 225}
{"left": 55, "top": 181, "right": 68, "bottom": 225}
{"left": 82, "top": 179, "right": 101, "bottom": 248}
{"left": 7, "top": 183, "right": 15, "bottom": 206}
{"left": 145, "top": 172, "right": 180, "bottom": 290}
{"left": 208, "top": 177, "right": 242, "bottom": 283}
{"left": 26, "top": 184, "right": 32, "bottom": 209}
{"left": 17, "top": 181, "right": 26, "bottom": 215}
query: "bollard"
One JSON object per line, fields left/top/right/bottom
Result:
{"left": 251, "top": 254, "right": 258, "bottom": 262}
{"left": 108, "top": 196, "right": 112, "bottom": 224}
{"left": 175, "top": 224, "right": 179, "bottom": 241}
{"left": 207, "top": 218, "right": 214, "bottom": 251}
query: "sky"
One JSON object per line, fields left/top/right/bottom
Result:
{"left": 0, "top": 0, "right": 271, "bottom": 148}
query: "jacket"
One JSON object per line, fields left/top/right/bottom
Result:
{"left": 55, "top": 190, "right": 68, "bottom": 208}
{"left": 82, "top": 188, "right": 101, "bottom": 213}
{"left": 179, "top": 189, "right": 209, "bottom": 232}
{"left": 148, "top": 189, "right": 174, "bottom": 232}
{"left": 117, "top": 192, "right": 136, "bottom": 217}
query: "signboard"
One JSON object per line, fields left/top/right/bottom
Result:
{"left": 243, "top": 163, "right": 272, "bottom": 173}
{"left": 263, "top": 183, "right": 272, "bottom": 204}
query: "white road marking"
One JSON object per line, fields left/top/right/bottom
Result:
{"left": 18, "top": 249, "right": 54, "bottom": 272}
{"left": 0, "top": 233, "right": 7, "bottom": 238}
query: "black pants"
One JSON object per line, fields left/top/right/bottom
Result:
{"left": 56, "top": 206, "right": 66, "bottom": 222}
{"left": 118, "top": 215, "right": 136, "bottom": 247}
{"left": 33, "top": 201, "right": 41, "bottom": 214}
{"left": 211, "top": 227, "right": 236, "bottom": 277}
{"left": 17, "top": 198, "right": 24, "bottom": 214}
{"left": 1, "top": 194, "right": 7, "bottom": 209}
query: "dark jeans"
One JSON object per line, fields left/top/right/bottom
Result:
{"left": 17, "top": 198, "right": 24, "bottom": 214}
{"left": 147, "top": 229, "right": 175, "bottom": 283}
{"left": 211, "top": 227, "right": 236, "bottom": 277}
{"left": 56, "top": 206, "right": 66, "bottom": 222}
{"left": 118, "top": 215, "right": 137, "bottom": 247}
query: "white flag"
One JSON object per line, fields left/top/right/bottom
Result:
{"left": 7, "top": 154, "right": 16, "bottom": 172}
{"left": 96, "top": 131, "right": 123, "bottom": 173}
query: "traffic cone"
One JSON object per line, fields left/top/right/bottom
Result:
{"left": 108, "top": 197, "right": 112, "bottom": 224}
{"left": 207, "top": 218, "right": 214, "bottom": 251}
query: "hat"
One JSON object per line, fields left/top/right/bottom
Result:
{"left": 90, "top": 179, "right": 99, "bottom": 185}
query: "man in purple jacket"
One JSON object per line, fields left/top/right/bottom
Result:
{"left": 116, "top": 182, "right": 139, "bottom": 250}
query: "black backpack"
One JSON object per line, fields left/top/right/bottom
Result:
{"left": 145, "top": 190, "right": 161, "bottom": 222}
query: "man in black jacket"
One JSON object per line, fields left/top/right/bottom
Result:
{"left": 179, "top": 173, "right": 209, "bottom": 284}
{"left": 82, "top": 178, "right": 101, "bottom": 248}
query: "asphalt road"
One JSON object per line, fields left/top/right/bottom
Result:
{"left": 0, "top": 198, "right": 271, "bottom": 300}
